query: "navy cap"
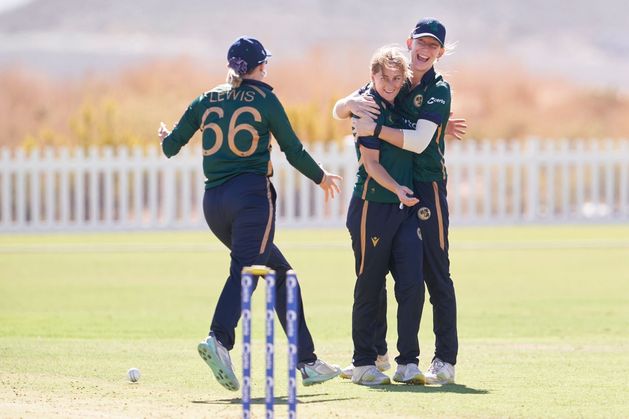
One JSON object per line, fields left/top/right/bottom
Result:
{"left": 411, "top": 18, "right": 446, "bottom": 47}
{"left": 227, "top": 36, "right": 272, "bottom": 75}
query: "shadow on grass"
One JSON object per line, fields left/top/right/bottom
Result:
{"left": 192, "top": 393, "right": 357, "bottom": 405}
{"left": 365, "top": 383, "right": 489, "bottom": 394}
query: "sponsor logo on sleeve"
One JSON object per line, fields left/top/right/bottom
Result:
{"left": 427, "top": 97, "right": 446, "bottom": 105}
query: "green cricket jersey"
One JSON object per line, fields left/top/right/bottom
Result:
{"left": 395, "top": 67, "right": 451, "bottom": 182}
{"left": 353, "top": 88, "right": 414, "bottom": 204}
{"left": 162, "top": 79, "right": 324, "bottom": 188}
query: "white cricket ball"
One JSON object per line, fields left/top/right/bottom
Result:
{"left": 128, "top": 367, "right": 141, "bottom": 383}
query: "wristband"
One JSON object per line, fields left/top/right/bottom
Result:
{"left": 373, "top": 123, "right": 383, "bottom": 138}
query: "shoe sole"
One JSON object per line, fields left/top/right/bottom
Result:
{"left": 352, "top": 377, "right": 391, "bottom": 386}
{"left": 393, "top": 373, "right": 425, "bottom": 385}
{"left": 341, "top": 363, "right": 389, "bottom": 380}
{"left": 425, "top": 376, "right": 455, "bottom": 385}
{"left": 303, "top": 370, "right": 341, "bottom": 386}
{"left": 197, "top": 340, "right": 239, "bottom": 391}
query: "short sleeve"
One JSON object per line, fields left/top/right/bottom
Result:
{"left": 418, "top": 84, "right": 451, "bottom": 125}
{"left": 358, "top": 136, "right": 380, "bottom": 150}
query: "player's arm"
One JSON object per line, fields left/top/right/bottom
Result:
{"left": 266, "top": 94, "right": 324, "bottom": 182}
{"left": 384, "top": 121, "right": 435, "bottom": 153}
{"left": 354, "top": 86, "right": 455, "bottom": 154}
{"left": 266, "top": 94, "right": 341, "bottom": 200}
{"left": 354, "top": 116, "right": 436, "bottom": 154}
{"left": 370, "top": 113, "right": 466, "bottom": 147}
{"left": 158, "top": 96, "right": 203, "bottom": 158}
{"left": 359, "top": 140, "right": 418, "bottom": 207}
{"left": 332, "top": 88, "right": 381, "bottom": 120}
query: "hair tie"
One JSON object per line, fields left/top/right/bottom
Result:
{"left": 228, "top": 57, "right": 248, "bottom": 75}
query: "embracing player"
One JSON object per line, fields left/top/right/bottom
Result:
{"left": 345, "top": 45, "right": 425, "bottom": 386}
{"left": 335, "top": 18, "right": 466, "bottom": 385}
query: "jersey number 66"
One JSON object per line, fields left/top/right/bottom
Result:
{"left": 200, "top": 106, "right": 262, "bottom": 158}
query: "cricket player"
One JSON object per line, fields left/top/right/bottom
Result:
{"left": 344, "top": 46, "right": 426, "bottom": 386}
{"left": 158, "top": 36, "right": 342, "bottom": 391}
{"left": 346, "top": 18, "right": 463, "bottom": 385}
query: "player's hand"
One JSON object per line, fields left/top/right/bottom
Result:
{"left": 352, "top": 117, "right": 377, "bottom": 137}
{"left": 319, "top": 171, "right": 342, "bottom": 202}
{"left": 158, "top": 121, "right": 171, "bottom": 142}
{"left": 348, "top": 95, "right": 380, "bottom": 120}
{"left": 445, "top": 112, "right": 467, "bottom": 140}
{"left": 395, "top": 185, "right": 419, "bottom": 207}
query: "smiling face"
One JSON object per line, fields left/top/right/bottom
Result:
{"left": 368, "top": 46, "right": 410, "bottom": 103}
{"left": 407, "top": 36, "right": 444, "bottom": 74}
{"left": 371, "top": 65, "right": 405, "bottom": 103}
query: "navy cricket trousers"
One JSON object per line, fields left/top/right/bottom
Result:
{"left": 346, "top": 196, "right": 424, "bottom": 367}
{"left": 414, "top": 180, "right": 458, "bottom": 365}
{"left": 202, "top": 173, "right": 317, "bottom": 364}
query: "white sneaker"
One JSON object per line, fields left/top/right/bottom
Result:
{"left": 340, "top": 364, "right": 354, "bottom": 379}
{"left": 424, "top": 358, "right": 455, "bottom": 385}
{"left": 392, "top": 363, "right": 425, "bottom": 384}
{"left": 340, "top": 352, "right": 391, "bottom": 379}
{"left": 197, "top": 335, "right": 239, "bottom": 391}
{"left": 298, "top": 359, "right": 341, "bottom": 386}
{"left": 352, "top": 365, "right": 391, "bottom": 386}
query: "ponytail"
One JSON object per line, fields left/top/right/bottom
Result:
{"left": 226, "top": 68, "right": 243, "bottom": 88}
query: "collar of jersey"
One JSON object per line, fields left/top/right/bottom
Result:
{"left": 419, "top": 66, "right": 437, "bottom": 87}
{"left": 367, "top": 86, "right": 392, "bottom": 109}
{"left": 241, "top": 79, "right": 274, "bottom": 91}
{"left": 404, "top": 66, "right": 439, "bottom": 91}
{"left": 401, "top": 66, "right": 443, "bottom": 100}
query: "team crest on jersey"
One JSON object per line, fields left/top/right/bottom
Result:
{"left": 417, "top": 207, "right": 431, "bottom": 220}
{"left": 371, "top": 236, "right": 380, "bottom": 247}
{"left": 413, "top": 94, "right": 423, "bottom": 108}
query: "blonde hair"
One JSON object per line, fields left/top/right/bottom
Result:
{"left": 226, "top": 68, "right": 243, "bottom": 88}
{"left": 226, "top": 63, "right": 262, "bottom": 88}
{"left": 370, "top": 45, "right": 412, "bottom": 80}
{"left": 442, "top": 40, "right": 457, "bottom": 57}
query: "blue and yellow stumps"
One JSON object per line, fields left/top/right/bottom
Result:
{"left": 241, "top": 265, "right": 298, "bottom": 419}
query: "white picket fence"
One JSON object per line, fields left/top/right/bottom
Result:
{"left": 0, "top": 138, "right": 628, "bottom": 232}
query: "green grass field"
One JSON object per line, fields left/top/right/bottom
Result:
{"left": 1, "top": 225, "right": 628, "bottom": 418}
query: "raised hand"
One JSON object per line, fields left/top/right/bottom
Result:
{"left": 352, "top": 117, "right": 377, "bottom": 137}
{"left": 348, "top": 95, "right": 380, "bottom": 120}
{"left": 445, "top": 112, "right": 467, "bottom": 140}
{"left": 157, "top": 121, "right": 170, "bottom": 142}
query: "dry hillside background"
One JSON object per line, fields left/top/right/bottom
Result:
{"left": 1, "top": 0, "right": 629, "bottom": 148}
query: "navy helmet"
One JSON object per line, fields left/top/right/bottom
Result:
{"left": 227, "top": 36, "right": 272, "bottom": 75}
{"left": 411, "top": 18, "right": 446, "bottom": 47}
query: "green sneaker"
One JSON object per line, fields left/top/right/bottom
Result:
{"left": 197, "top": 335, "right": 239, "bottom": 391}
{"left": 298, "top": 359, "right": 341, "bottom": 386}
